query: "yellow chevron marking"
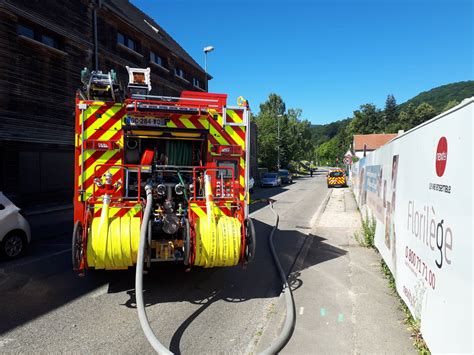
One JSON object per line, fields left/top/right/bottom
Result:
{"left": 167, "top": 120, "right": 178, "bottom": 128}
{"left": 181, "top": 117, "right": 196, "bottom": 129}
{"left": 79, "top": 102, "right": 105, "bottom": 126}
{"left": 84, "top": 106, "right": 122, "bottom": 139}
{"left": 198, "top": 118, "right": 209, "bottom": 129}
{"left": 240, "top": 157, "right": 245, "bottom": 170}
{"left": 227, "top": 109, "right": 243, "bottom": 123}
{"left": 190, "top": 204, "right": 207, "bottom": 219}
{"left": 224, "top": 125, "right": 244, "bottom": 147}
{"left": 240, "top": 175, "right": 245, "bottom": 187}
{"left": 81, "top": 150, "right": 118, "bottom": 182}
{"left": 209, "top": 125, "right": 229, "bottom": 145}
{"left": 96, "top": 120, "right": 122, "bottom": 142}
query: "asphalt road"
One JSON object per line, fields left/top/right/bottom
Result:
{"left": 0, "top": 170, "right": 329, "bottom": 354}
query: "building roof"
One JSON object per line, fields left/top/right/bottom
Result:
{"left": 104, "top": 0, "right": 205, "bottom": 74}
{"left": 353, "top": 133, "right": 398, "bottom": 151}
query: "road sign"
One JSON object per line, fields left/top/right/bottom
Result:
{"left": 343, "top": 156, "right": 352, "bottom": 165}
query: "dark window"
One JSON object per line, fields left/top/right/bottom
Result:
{"left": 117, "top": 32, "right": 138, "bottom": 52}
{"left": 41, "top": 34, "right": 56, "bottom": 48}
{"left": 18, "top": 24, "right": 34, "bottom": 38}
{"left": 175, "top": 68, "right": 185, "bottom": 79}
{"left": 117, "top": 32, "right": 125, "bottom": 45}
{"left": 127, "top": 38, "right": 135, "bottom": 51}
{"left": 150, "top": 51, "right": 163, "bottom": 66}
{"left": 330, "top": 171, "right": 344, "bottom": 177}
{"left": 193, "top": 78, "right": 201, "bottom": 88}
{"left": 17, "top": 23, "right": 59, "bottom": 49}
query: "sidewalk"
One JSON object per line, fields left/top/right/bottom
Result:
{"left": 257, "top": 188, "right": 414, "bottom": 354}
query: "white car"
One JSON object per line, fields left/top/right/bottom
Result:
{"left": 0, "top": 192, "right": 31, "bottom": 259}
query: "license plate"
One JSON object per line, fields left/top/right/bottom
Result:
{"left": 126, "top": 116, "right": 166, "bottom": 127}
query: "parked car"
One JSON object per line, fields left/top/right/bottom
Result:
{"left": 260, "top": 173, "right": 282, "bottom": 187}
{"left": 278, "top": 169, "right": 293, "bottom": 184}
{"left": 249, "top": 176, "right": 255, "bottom": 193}
{"left": 0, "top": 192, "right": 31, "bottom": 259}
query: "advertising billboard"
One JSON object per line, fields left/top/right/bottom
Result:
{"left": 351, "top": 98, "right": 473, "bottom": 353}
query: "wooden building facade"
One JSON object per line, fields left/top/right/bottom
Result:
{"left": 0, "top": 0, "right": 209, "bottom": 206}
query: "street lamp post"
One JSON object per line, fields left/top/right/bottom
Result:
{"left": 203, "top": 46, "right": 214, "bottom": 91}
{"left": 277, "top": 114, "right": 283, "bottom": 170}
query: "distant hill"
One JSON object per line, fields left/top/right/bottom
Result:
{"left": 398, "top": 81, "right": 474, "bottom": 113}
{"left": 310, "top": 118, "right": 350, "bottom": 147}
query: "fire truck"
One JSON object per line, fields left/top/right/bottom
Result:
{"left": 72, "top": 67, "right": 255, "bottom": 273}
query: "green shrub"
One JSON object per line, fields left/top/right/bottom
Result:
{"left": 359, "top": 211, "right": 376, "bottom": 247}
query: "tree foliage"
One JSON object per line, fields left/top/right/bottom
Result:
{"left": 254, "top": 94, "right": 314, "bottom": 170}
{"left": 254, "top": 81, "right": 472, "bottom": 169}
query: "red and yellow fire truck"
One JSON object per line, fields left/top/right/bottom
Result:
{"left": 72, "top": 67, "right": 255, "bottom": 273}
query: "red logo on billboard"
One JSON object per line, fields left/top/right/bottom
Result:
{"left": 435, "top": 137, "right": 447, "bottom": 177}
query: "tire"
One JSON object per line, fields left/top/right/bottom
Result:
{"left": 1, "top": 231, "right": 27, "bottom": 260}
{"left": 244, "top": 218, "right": 256, "bottom": 263}
{"left": 183, "top": 218, "right": 191, "bottom": 265}
{"left": 72, "top": 221, "right": 84, "bottom": 270}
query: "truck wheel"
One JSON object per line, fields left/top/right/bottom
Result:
{"left": 72, "top": 221, "right": 83, "bottom": 270}
{"left": 244, "top": 218, "right": 256, "bottom": 263}
{"left": 183, "top": 218, "right": 191, "bottom": 265}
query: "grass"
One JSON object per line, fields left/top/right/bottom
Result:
{"left": 354, "top": 211, "right": 376, "bottom": 247}
{"left": 380, "top": 260, "right": 430, "bottom": 354}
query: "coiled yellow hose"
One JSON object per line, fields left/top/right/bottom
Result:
{"left": 87, "top": 200, "right": 141, "bottom": 270}
{"left": 193, "top": 174, "right": 242, "bottom": 268}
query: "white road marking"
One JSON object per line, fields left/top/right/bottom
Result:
{"left": 299, "top": 306, "right": 304, "bottom": 315}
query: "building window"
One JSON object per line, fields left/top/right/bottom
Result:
{"left": 127, "top": 38, "right": 135, "bottom": 51}
{"left": 117, "top": 32, "right": 137, "bottom": 52}
{"left": 17, "top": 23, "right": 60, "bottom": 49}
{"left": 117, "top": 32, "right": 125, "bottom": 45}
{"left": 150, "top": 51, "right": 164, "bottom": 67}
{"left": 193, "top": 78, "right": 202, "bottom": 88}
{"left": 175, "top": 68, "right": 185, "bottom": 79}
{"left": 41, "top": 34, "right": 56, "bottom": 48}
{"left": 18, "top": 24, "right": 34, "bottom": 39}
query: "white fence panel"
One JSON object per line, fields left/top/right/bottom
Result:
{"left": 351, "top": 98, "right": 473, "bottom": 353}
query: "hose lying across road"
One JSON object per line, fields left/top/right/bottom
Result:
{"left": 135, "top": 188, "right": 295, "bottom": 354}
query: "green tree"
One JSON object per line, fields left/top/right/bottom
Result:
{"left": 383, "top": 94, "right": 398, "bottom": 132}
{"left": 398, "top": 103, "right": 416, "bottom": 130}
{"left": 259, "top": 93, "right": 286, "bottom": 116}
{"left": 442, "top": 100, "right": 459, "bottom": 112}
{"left": 347, "top": 103, "right": 382, "bottom": 135}
{"left": 413, "top": 102, "right": 436, "bottom": 126}
{"left": 254, "top": 94, "right": 315, "bottom": 170}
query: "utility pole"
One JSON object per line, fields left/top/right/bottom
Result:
{"left": 277, "top": 114, "right": 282, "bottom": 170}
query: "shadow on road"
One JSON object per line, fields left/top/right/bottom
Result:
{"left": 106, "top": 218, "right": 346, "bottom": 354}
{"left": 0, "top": 168, "right": 341, "bottom": 348}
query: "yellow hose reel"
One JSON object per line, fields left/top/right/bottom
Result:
{"left": 86, "top": 174, "right": 242, "bottom": 270}
{"left": 87, "top": 200, "right": 141, "bottom": 270}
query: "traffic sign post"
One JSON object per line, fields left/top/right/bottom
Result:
{"left": 343, "top": 156, "right": 352, "bottom": 165}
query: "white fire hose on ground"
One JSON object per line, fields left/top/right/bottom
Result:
{"left": 135, "top": 186, "right": 295, "bottom": 354}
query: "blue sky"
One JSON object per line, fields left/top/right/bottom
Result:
{"left": 132, "top": 0, "right": 473, "bottom": 125}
